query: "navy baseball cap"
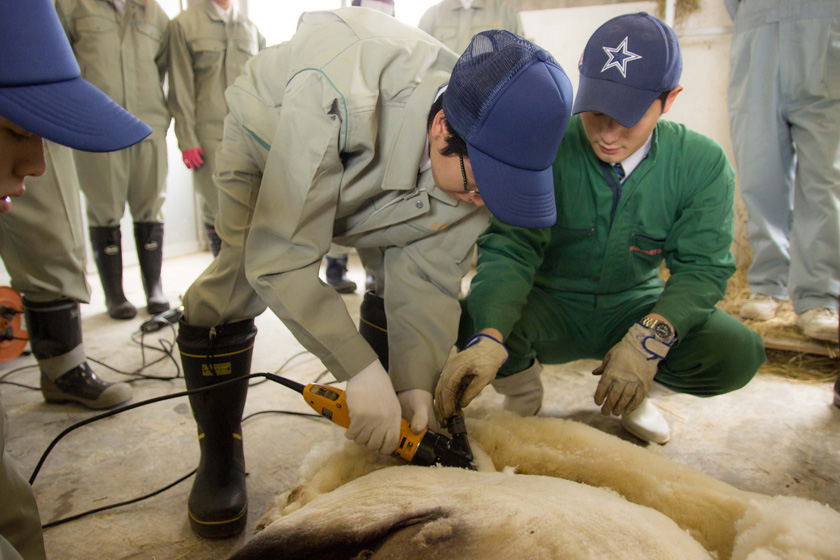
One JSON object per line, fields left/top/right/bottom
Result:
{"left": 0, "top": 0, "right": 151, "bottom": 152}
{"left": 444, "top": 30, "right": 573, "bottom": 229}
{"left": 573, "top": 12, "right": 682, "bottom": 128}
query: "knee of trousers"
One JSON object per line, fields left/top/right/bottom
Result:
{"left": 712, "top": 326, "right": 766, "bottom": 394}
{"left": 663, "top": 325, "right": 766, "bottom": 397}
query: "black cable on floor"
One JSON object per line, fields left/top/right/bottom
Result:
{"left": 33, "top": 372, "right": 325, "bottom": 530}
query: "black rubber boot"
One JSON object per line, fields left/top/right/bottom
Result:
{"left": 204, "top": 223, "right": 221, "bottom": 258}
{"left": 178, "top": 319, "right": 257, "bottom": 538}
{"left": 89, "top": 226, "right": 137, "bottom": 320}
{"left": 359, "top": 290, "right": 388, "bottom": 369}
{"left": 23, "top": 297, "right": 132, "bottom": 409}
{"left": 325, "top": 255, "right": 357, "bottom": 294}
{"left": 134, "top": 222, "right": 170, "bottom": 315}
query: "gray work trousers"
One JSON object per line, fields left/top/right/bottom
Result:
{"left": 727, "top": 0, "right": 840, "bottom": 313}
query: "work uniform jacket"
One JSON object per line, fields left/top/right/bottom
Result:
{"left": 183, "top": 9, "right": 490, "bottom": 393}
{"left": 465, "top": 115, "right": 737, "bottom": 341}
{"left": 56, "top": 0, "right": 170, "bottom": 140}
{"left": 168, "top": 0, "right": 265, "bottom": 152}
{"left": 418, "top": 0, "right": 524, "bottom": 54}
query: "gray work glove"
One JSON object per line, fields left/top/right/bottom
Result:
{"left": 397, "top": 389, "right": 438, "bottom": 434}
{"left": 434, "top": 334, "right": 508, "bottom": 425}
{"left": 345, "top": 360, "right": 402, "bottom": 455}
{"left": 593, "top": 322, "right": 672, "bottom": 416}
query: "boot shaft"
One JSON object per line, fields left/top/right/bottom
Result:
{"left": 89, "top": 225, "right": 125, "bottom": 287}
{"left": 88, "top": 226, "right": 136, "bottom": 320}
{"left": 359, "top": 290, "right": 388, "bottom": 369}
{"left": 22, "top": 297, "right": 82, "bottom": 360}
{"left": 178, "top": 319, "right": 258, "bottom": 431}
{"left": 133, "top": 222, "right": 165, "bottom": 299}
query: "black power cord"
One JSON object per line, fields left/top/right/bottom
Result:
{"left": 32, "top": 372, "right": 325, "bottom": 530}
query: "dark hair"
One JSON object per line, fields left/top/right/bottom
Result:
{"left": 658, "top": 90, "right": 672, "bottom": 111}
{"left": 426, "top": 93, "right": 468, "bottom": 157}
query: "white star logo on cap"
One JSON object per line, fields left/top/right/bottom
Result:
{"left": 601, "top": 37, "right": 642, "bottom": 78}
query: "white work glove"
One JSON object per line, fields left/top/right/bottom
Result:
{"left": 344, "top": 360, "right": 402, "bottom": 455}
{"left": 397, "top": 389, "right": 438, "bottom": 434}
{"left": 434, "top": 333, "right": 508, "bottom": 425}
{"left": 593, "top": 322, "right": 673, "bottom": 416}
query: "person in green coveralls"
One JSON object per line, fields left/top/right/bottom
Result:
{"left": 435, "top": 12, "right": 766, "bottom": 445}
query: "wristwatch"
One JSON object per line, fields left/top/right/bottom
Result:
{"left": 640, "top": 316, "right": 676, "bottom": 344}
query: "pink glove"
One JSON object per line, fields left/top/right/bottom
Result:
{"left": 182, "top": 147, "right": 204, "bottom": 170}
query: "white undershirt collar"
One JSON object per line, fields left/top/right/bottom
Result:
{"left": 212, "top": 1, "right": 233, "bottom": 21}
{"left": 616, "top": 133, "right": 653, "bottom": 182}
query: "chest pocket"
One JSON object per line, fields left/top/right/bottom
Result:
{"left": 135, "top": 20, "right": 164, "bottom": 61}
{"left": 75, "top": 14, "right": 117, "bottom": 34}
{"left": 230, "top": 36, "right": 258, "bottom": 75}
{"left": 627, "top": 232, "right": 666, "bottom": 277}
{"left": 190, "top": 39, "right": 226, "bottom": 72}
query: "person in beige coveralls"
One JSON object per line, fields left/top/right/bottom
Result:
{"left": 56, "top": 0, "right": 171, "bottom": 320}
{"left": 175, "top": 8, "right": 573, "bottom": 538}
{"left": 168, "top": 0, "right": 265, "bottom": 257}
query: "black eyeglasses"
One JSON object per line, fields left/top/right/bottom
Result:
{"left": 459, "top": 153, "right": 480, "bottom": 194}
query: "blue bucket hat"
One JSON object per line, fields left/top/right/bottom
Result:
{"left": 573, "top": 12, "right": 682, "bottom": 128}
{"left": 0, "top": 0, "right": 151, "bottom": 152}
{"left": 444, "top": 30, "right": 573, "bottom": 229}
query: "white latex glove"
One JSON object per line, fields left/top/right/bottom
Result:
{"left": 397, "top": 389, "right": 438, "bottom": 434}
{"left": 344, "top": 360, "right": 402, "bottom": 455}
{"left": 434, "top": 333, "right": 508, "bottom": 424}
{"left": 593, "top": 322, "right": 673, "bottom": 416}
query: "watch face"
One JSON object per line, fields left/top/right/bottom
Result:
{"left": 653, "top": 321, "right": 673, "bottom": 340}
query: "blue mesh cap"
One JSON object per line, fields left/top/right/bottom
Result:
{"left": 0, "top": 0, "right": 151, "bottom": 152}
{"left": 573, "top": 12, "right": 682, "bottom": 128}
{"left": 443, "top": 30, "right": 573, "bottom": 229}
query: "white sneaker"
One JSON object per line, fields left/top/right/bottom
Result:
{"left": 796, "top": 307, "right": 839, "bottom": 343}
{"left": 621, "top": 398, "right": 670, "bottom": 444}
{"left": 740, "top": 293, "right": 782, "bottom": 321}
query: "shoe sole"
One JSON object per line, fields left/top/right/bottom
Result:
{"left": 797, "top": 326, "right": 840, "bottom": 344}
{"left": 41, "top": 385, "right": 132, "bottom": 410}
{"left": 188, "top": 506, "right": 247, "bottom": 538}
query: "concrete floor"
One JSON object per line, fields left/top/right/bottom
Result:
{"left": 2, "top": 250, "right": 839, "bottom": 560}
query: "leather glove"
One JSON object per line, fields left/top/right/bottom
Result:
{"left": 593, "top": 322, "right": 673, "bottom": 416}
{"left": 434, "top": 333, "right": 508, "bottom": 425}
{"left": 345, "top": 359, "right": 402, "bottom": 455}
{"left": 182, "top": 147, "right": 204, "bottom": 169}
{"left": 397, "top": 389, "right": 438, "bottom": 434}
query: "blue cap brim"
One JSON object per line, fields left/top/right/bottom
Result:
{"left": 0, "top": 77, "right": 151, "bottom": 152}
{"left": 468, "top": 143, "right": 556, "bottom": 229}
{"left": 573, "top": 73, "right": 661, "bottom": 129}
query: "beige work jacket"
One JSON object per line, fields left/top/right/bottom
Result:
{"left": 56, "top": 0, "right": 170, "bottom": 139}
{"left": 418, "top": 0, "right": 524, "bottom": 54}
{"left": 225, "top": 9, "right": 490, "bottom": 393}
{"left": 168, "top": 0, "right": 265, "bottom": 151}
